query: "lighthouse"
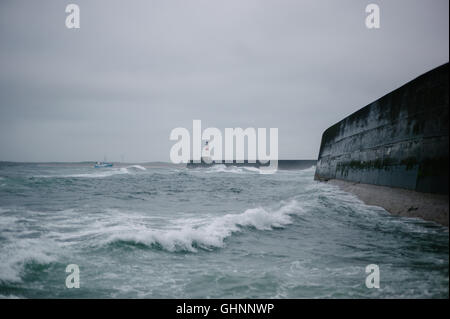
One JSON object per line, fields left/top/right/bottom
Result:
{"left": 201, "top": 140, "right": 212, "bottom": 164}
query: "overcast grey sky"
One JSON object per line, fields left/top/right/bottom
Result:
{"left": 0, "top": 0, "right": 448, "bottom": 162}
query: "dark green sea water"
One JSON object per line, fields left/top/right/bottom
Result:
{"left": 0, "top": 163, "right": 448, "bottom": 298}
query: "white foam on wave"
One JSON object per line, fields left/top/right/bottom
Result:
{"left": 204, "top": 164, "right": 243, "bottom": 174}
{"left": 301, "top": 165, "right": 316, "bottom": 173}
{"left": 197, "top": 164, "right": 279, "bottom": 175}
{"left": 62, "top": 168, "right": 129, "bottom": 178}
{"left": 37, "top": 165, "right": 147, "bottom": 179}
{"left": 204, "top": 164, "right": 265, "bottom": 174}
{"left": 242, "top": 166, "right": 262, "bottom": 173}
{"left": 126, "top": 165, "right": 147, "bottom": 171}
{"left": 0, "top": 238, "right": 57, "bottom": 283}
{"left": 0, "top": 294, "right": 21, "bottom": 299}
{"left": 104, "top": 200, "right": 303, "bottom": 252}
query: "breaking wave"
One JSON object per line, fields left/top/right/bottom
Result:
{"left": 37, "top": 165, "right": 147, "bottom": 179}
{"left": 196, "top": 164, "right": 295, "bottom": 175}
{"left": 204, "top": 165, "right": 245, "bottom": 174}
{"left": 126, "top": 165, "right": 147, "bottom": 171}
{"left": 0, "top": 239, "right": 57, "bottom": 283}
{"left": 61, "top": 168, "right": 129, "bottom": 178}
{"left": 203, "top": 165, "right": 270, "bottom": 174}
{"left": 103, "top": 200, "right": 303, "bottom": 252}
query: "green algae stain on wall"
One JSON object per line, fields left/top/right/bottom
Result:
{"left": 315, "top": 63, "right": 449, "bottom": 194}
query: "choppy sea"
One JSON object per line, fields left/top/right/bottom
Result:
{"left": 0, "top": 163, "right": 448, "bottom": 298}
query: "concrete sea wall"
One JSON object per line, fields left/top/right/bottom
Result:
{"left": 314, "top": 63, "right": 449, "bottom": 195}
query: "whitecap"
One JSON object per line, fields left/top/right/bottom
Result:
{"left": 103, "top": 200, "right": 303, "bottom": 252}
{"left": 0, "top": 238, "right": 57, "bottom": 283}
{"left": 126, "top": 165, "right": 147, "bottom": 171}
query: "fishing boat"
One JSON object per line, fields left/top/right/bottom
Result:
{"left": 94, "top": 161, "right": 113, "bottom": 168}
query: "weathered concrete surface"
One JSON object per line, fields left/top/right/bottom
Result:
{"left": 315, "top": 63, "right": 449, "bottom": 195}
{"left": 328, "top": 179, "right": 449, "bottom": 226}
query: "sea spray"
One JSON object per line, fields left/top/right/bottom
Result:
{"left": 0, "top": 163, "right": 448, "bottom": 298}
{"left": 103, "top": 200, "right": 302, "bottom": 252}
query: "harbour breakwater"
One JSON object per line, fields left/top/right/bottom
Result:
{"left": 187, "top": 160, "right": 316, "bottom": 170}
{"left": 314, "top": 63, "right": 449, "bottom": 225}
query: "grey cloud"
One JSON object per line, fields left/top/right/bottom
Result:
{"left": 0, "top": 0, "right": 448, "bottom": 162}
